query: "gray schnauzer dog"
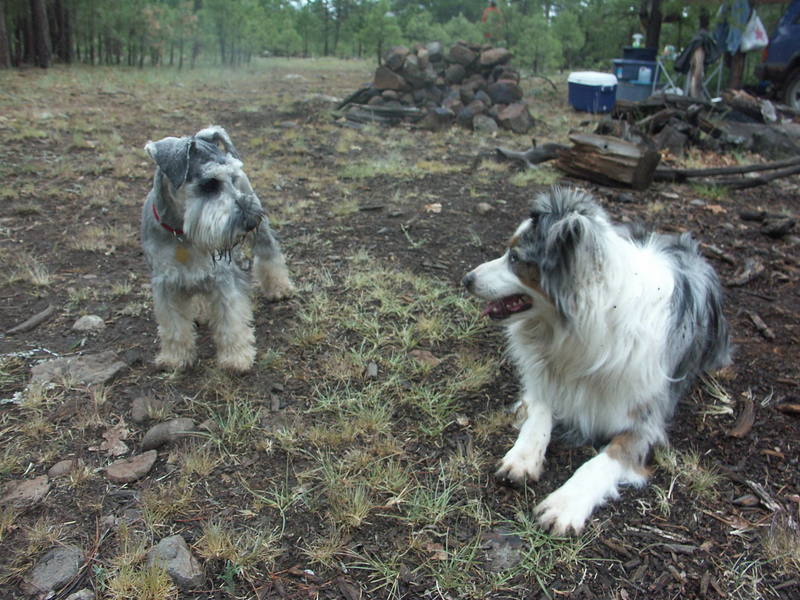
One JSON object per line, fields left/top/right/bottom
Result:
{"left": 141, "top": 125, "right": 294, "bottom": 372}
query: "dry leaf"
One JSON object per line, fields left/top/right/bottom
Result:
{"left": 705, "top": 204, "right": 726, "bottom": 214}
{"left": 423, "top": 542, "right": 447, "bottom": 560}
{"left": 409, "top": 349, "right": 442, "bottom": 367}
{"left": 91, "top": 420, "right": 130, "bottom": 456}
{"left": 423, "top": 202, "right": 442, "bottom": 213}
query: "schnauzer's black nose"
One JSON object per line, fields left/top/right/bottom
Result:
{"left": 462, "top": 272, "right": 475, "bottom": 292}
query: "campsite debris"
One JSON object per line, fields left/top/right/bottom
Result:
{"left": 6, "top": 304, "right": 55, "bottom": 335}
{"left": 554, "top": 133, "right": 661, "bottom": 190}
{"left": 745, "top": 310, "right": 776, "bottom": 340}
{"left": 338, "top": 42, "right": 534, "bottom": 133}
{"left": 726, "top": 257, "right": 765, "bottom": 287}
{"left": 495, "top": 141, "right": 568, "bottom": 168}
{"left": 725, "top": 392, "right": 755, "bottom": 438}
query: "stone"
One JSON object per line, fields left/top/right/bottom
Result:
{"left": 462, "top": 74, "right": 488, "bottom": 93}
{"left": 66, "top": 590, "right": 95, "bottom": 600}
{"left": 383, "top": 46, "right": 409, "bottom": 71}
{"left": 479, "top": 47, "right": 512, "bottom": 68}
{"left": 367, "top": 95, "right": 385, "bottom": 106}
{"left": 482, "top": 530, "right": 523, "bottom": 572}
{"left": 497, "top": 103, "right": 535, "bottom": 134}
{"left": 72, "top": 315, "right": 105, "bottom": 333}
{"left": 147, "top": 535, "right": 204, "bottom": 589}
{"left": 48, "top": 458, "right": 85, "bottom": 479}
{"left": 141, "top": 418, "right": 196, "bottom": 451}
{"left": 20, "top": 545, "right": 83, "bottom": 596}
{"left": 444, "top": 64, "right": 466, "bottom": 85}
{"left": 459, "top": 87, "right": 475, "bottom": 105}
{"left": 473, "top": 115, "right": 499, "bottom": 134}
{"left": 448, "top": 43, "right": 477, "bottom": 66}
{"left": 402, "top": 54, "right": 432, "bottom": 88}
{"left": 30, "top": 351, "right": 127, "bottom": 388}
{"left": 487, "top": 81, "right": 523, "bottom": 105}
{"left": 490, "top": 65, "right": 520, "bottom": 84}
{"left": 476, "top": 202, "right": 494, "bottom": 215}
{"left": 416, "top": 47, "right": 429, "bottom": 68}
{"left": 373, "top": 66, "right": 409, "bottom": 91}
{"left": 0, "top": 475, "right": 50, "bottom": 510}
{"left": 131, "top": 395, "right": 164, "bottom": 423}
{"left": 105, "top": 450, "right": 157, "bottom": 483}
{"left": 457, "top": 100, "right": 487, "bottom": 127}
{"left": 417, "top": 107, "right": 455, "bottom": 132}
{"left": 381, "top": 89, "right": 400, "bottom": 101}
{"left": 426, "top": 41, "right": 443, "bottom": 63}
{"left": 474, "top": 89, "right": 492, "bottom": 106}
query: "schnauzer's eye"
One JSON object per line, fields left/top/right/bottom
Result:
{"left": 530, "top": 213, "right": 540, "bottom": 226}
{"left": 199, "top": 178, "right": 222, "bottom": 195}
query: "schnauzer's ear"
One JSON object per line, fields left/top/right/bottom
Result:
{"left": 195, "top": 125, "right": 240, "bottom": 159}
{"left": 144, "top": 136, "right": 192, "bottom": 191}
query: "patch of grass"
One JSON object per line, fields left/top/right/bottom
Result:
{"left": 655, "top": 446, "right": 721, "bottom": 500}
{"left": 690, "top": 183, "right": 728, "bottom": 201}
{"left": 762, "top": 513, "right": 800, "bottom": 574}
{"left": 3, "top": 250, "right": 51, "bottom": 287}
{"left": 509, "top": 165, "right": 560, "bottom": 187}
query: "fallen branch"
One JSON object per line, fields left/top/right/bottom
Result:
{"left": 654, "top": 155, "right": 800, "bottom": 182}
{"left": 6, "top": 304, "right": 55, "bottom": 335}
{"left": 745, "top": 310, "right": 776, "bottom": 340}
{"left": 495, "top": 142, "right": 568, "bottom": 168}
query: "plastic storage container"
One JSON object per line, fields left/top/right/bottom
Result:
{"left": 622, "top": 46, "right": 657, "bottom": 61}
{"left": 567, "top": 71, "right": 617, "bottom": 113}
{"left": 612, "top": 58, "right": 657, "bottom": 81}
{"left": 616, "top": 80, "right": 652, "bottom": 102}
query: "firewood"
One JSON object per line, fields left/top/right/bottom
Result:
{"left": 494, "top": 142, "right": 568, "bottom": 168}
{"left": 554, "top": 133, "right": 660, "bottom": 190}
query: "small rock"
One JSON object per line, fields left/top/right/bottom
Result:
{"left": 0, "top": 475, "right": 50, "bottom": 510}
{"left": 383, "top": 45, "right": 409, "bottom": 71}
{"left": 48, "top": 458, "right": 85, "bottom": 479}
{"left": 20, "top": 545, "right": 83, "bottom": 596}
{"left": 417, "top": 107, "right": 455, "bottom": 132}
{"left": 473, "top": 114, "right": 499, "bottom": 134}
{"left": 131, "top": 395, "right": 164, "bottom": 423}
{"left": 72, "top": 315, "right": 105, "bottom": 333}
{"left": 482, "top": 530, "right": 523, "bottom": 572}
{"left": 31, "top": 351, "right": 127, "bottom": 387}
{"left": 448, "top": 43, "right": 477, "bottom": 66}
{"left": 141, "top": 418, "right": 196, "bottom": 451}
{"left": 497, "top": 103, "right": 534, "bottom": 134}
{"left": 373, "top": 66, "right": 409, "bottom": 91}
{"left": 365, "top": 362, "right": 378, "bottom": 379}
{"left": 487, "top": 81, "right": 523, "bottom": 105}
{"left": 105, "top": 450, "right": 157, "bottom": 483}
{"left": 476, "top": 202, "right": 493, "bottom": 215}
{"left": 479, "top": 47, "right": 512, "bottom": 67}
{"left": 66, "top": 590, "right": 95, "bottom": 600}
{"left": 147, "top": 535, "right": 204, "bottom": 590}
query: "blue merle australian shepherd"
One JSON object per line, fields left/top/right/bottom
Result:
{"left": 463, "top": 187, "right": 731, "bottom": 534}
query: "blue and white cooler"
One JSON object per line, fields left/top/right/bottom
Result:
{"left": 567, "top": 71, "right": 618, "bottom": 113}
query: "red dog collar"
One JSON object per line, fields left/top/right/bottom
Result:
{"left": 152, "top": 203, "right": 184, "bottom": 236}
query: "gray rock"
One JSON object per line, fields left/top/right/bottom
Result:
{"left": 0, "top": 475, "right": 50, "bottom": 510}
{"left": 497, "top": 103, "right": 535, "bottom": 134}
{"left": 479, "top": 47, "right": 512, "bottom": 67}
{"left": 417, "top": 107, "right": 455, "bottom": 132}
{"left": 384, "top": 45, "right": 409, "bottom": 71}
{"left": 473, "top": 115, "right": 499, "bottom": 134}
{"left": 476, "top": 202, "right": 494, "bottom": 215}
{"left": 426, "top": 41, "right": 443, "bottom": 63}
{"left": 373, "top": 66, "right": 409, "bottom": 91}
{"left": 147, "top": 535, "right": 204, "bottom": 589}
{"left": 31, "top": 351, "right": 127, "bottom": 387}
{"left": 457, "top": 100, "right": 487, "bottom": 128}
{"left": 444, "top": 64, "right": 466, "bottom": 84}
{"left": 48, "top": 458, "right": 85, "bottom": 479}
{"left": 487, "top": 81, "right": 523, "bottom": 105}
{"left": 105, "top": 450, "right": 157, "bottom": 483}
{"left": 141, "top": 418, "right": 196, "bottom": 450}
{"left": 131, "top": 395, "right": 164, "bottom": 423}
{"left": 448, "top": 43, "right": 477, "bottom": 66}
{"left": 20, "top": 545, "right": 83, "bottom": 596}
{"left": 66, "top": 590, "right": 95, "bottom": 600}
{"left": 72, "top": 315, "right": 105, "bottom": 333}
{"left": 482, "top": 530, "right": 523, "bottom": 572}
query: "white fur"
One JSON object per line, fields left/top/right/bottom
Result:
{"left": 464, "top": 188, "right": 729, "bottom": 535}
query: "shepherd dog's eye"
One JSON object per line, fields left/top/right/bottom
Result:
{"left": 509, "top": 250, "right": 519, "bottom": 264}
{"left": 199, "top": 178, "right": 221, "bottom": 195}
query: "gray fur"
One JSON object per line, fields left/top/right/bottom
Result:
{"left": 141, "top": 126, "right": 294, "bottom": 372}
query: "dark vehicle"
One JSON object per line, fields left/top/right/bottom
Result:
{"left": 757, "top": 0, "right": 800, "bottom": 109}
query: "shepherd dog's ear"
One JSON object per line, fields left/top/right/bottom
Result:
{"left": 144, "top": 136, "right": 194, "bottom": 191}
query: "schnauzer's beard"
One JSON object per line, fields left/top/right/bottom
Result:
{"left": 182, "top": 192, "right": 263, "bottom": 257}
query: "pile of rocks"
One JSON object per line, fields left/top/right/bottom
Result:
{"left": 341, "top": 41, "right": 535, "bottom": 134}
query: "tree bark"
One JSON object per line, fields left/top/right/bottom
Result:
{"left": 29, "top": 0, "right": 50, "bottom": 68}
{"left": 0, "top": 0, "right": 11, "bottom": 68}
{"left": 639, "top": 0, "right": 662, "bottom": 50}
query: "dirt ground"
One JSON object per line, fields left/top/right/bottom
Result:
{"left": 0, "top": 60, "right": 798, "bottom": 599}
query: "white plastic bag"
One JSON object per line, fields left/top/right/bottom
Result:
{"left": 740, "top": 11, "right": 768, "bottom": 53}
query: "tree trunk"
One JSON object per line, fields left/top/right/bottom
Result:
{"left": 29, "top": 0, "right": 50, "bottom": 68}
{"left": 52, "top": 0, "right": 72, "bottom": 63}
{"left": 729, "top": 51, "right": 745, "bottom": 90}
{"left": 639, "top": 0, "right": 662, "bottom": 50}
{"left": 0, "top": 0, "right": 11, "bottom": 68}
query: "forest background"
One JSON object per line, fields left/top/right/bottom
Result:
{"left": 0, "top": 0, "right": 793, "bottom": 85}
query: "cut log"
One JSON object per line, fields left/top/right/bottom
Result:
{"left": 495, "top": 142, "right": 569, "bottom": 168}
{"left": 555, "top": 133, "right": 661, "bottom": 190}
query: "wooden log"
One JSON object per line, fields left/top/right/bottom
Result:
{"left": 555, "top": 133, "right": 661, "bottom": 190}
{"left": 654, "top": 155, "right": 800, "bottom": 182}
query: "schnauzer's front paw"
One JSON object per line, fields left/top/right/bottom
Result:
{"left": 496, "top": 446, "right": 545, "bottom": 483}
{"left": 155, "top": 350, "right": 196, "bottom": 371}
{"left": 217, "top": 345, "right": 256, "bottom": 372}
{"left": 263, "top": 278, "right": 295, "bottom": 302}
{"left": 534, "top": 487, "right": 592, "bottom": 536}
